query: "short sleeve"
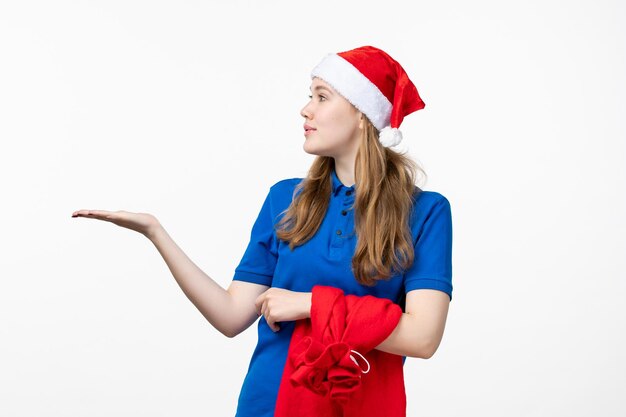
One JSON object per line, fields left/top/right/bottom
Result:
{"left": 232, "top": 187, "right": 279, "bottom": 286}
{"left": 403, "top": 196, "right": 453, "bottom": 301}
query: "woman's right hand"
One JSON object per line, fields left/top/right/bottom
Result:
{"left": 71, "top": 209, "right": 160, "bottom": 239}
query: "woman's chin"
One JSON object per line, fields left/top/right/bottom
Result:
{"left": 303, "top": 142, "right": 319, "bottom": 155}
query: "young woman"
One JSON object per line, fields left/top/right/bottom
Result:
{"left": 72, "top": 45, "right": 453, "bottom": 417}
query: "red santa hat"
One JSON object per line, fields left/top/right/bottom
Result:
{"left": 310, "top": 45, "right": 426, "bottom": 148}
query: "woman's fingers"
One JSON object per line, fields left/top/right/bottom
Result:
{"left": 261, "top": 300, "right": 281, "bottom": 332}
{"left": 72, "top": 209, "right": 158, "bottom": 237}
{"left": 71, "top": 209, "right": 116, "bottom": 221}
{"left": 268, "top": 320, "right": 280, "bottom": 332}
{"left": 258, "top": 299, "right": 277, "bottom": 331}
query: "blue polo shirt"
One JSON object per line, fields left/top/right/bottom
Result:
{"left": 232, "top": 168, "right": 453, "bottom": 417}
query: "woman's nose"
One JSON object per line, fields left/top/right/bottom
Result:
{"left": 300, "top": 103, "right": 312, "bottom": 119}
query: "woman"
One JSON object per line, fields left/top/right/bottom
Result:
{"left": 72, "top": 45, "right": 453, "bottom": 417}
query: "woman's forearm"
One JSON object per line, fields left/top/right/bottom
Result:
{"left": 375, "top": 313, "right": 433, "bottom": 359}
{"left": 147, "top": 224, "right": 237, "bottom": 337}
{"left": 302, "top": 291, "right": 431, "bottom": 358}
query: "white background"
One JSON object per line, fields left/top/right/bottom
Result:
{"left": 1, "top": 1, "right": 624, "bottom": 416}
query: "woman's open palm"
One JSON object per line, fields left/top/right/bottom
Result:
{"left": 71, "top": 209, "right": 159, "bottom": 237}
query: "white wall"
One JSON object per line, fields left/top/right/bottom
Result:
{"left": 0, "top": 0, "right": 624, "bottom": 416}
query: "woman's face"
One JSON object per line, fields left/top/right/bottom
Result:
{"left": 300, "top": 77, "right": 363, "bottom": 158}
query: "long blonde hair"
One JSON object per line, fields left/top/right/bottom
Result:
{"left": 275, "top": 117, "right": 426, "bottom": 286}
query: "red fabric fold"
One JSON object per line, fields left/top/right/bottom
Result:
{"left": 274, "top": 285, "right": 406, "bottom": 417}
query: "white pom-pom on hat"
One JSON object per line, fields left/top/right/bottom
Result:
{"left": 378, "top": 126, "right": 403, "bottom": 148}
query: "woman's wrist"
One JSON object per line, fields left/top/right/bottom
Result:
{"left": 304, "top": 292, "right": 312, "bottom": 319}
{"left": 145, "top": 221, "right": 165, "bottom": 241}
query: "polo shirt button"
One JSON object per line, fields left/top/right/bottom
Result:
{"left": 346, "top": 190, "right": 352, "bottom": 196}
{"left": 336, "top": 229, "right": 342, "bottom": 235}
{"left": 341, "top": 210, "right": 347, "bottom": 216}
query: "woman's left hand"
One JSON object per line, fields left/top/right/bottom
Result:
{"left": 254, "top": 288, "right": 312, "bottom": 332}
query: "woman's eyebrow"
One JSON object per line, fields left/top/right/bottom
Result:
{"left": 310, "top": 86, "right": 333, "bottom": 94}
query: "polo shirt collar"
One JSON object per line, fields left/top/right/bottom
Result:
{"left": 331, "top": 168, "right": 355, "bottom": 196}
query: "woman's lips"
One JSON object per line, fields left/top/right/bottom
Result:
{"left": 303, "top": 124, "right": 317, "bottom": 136}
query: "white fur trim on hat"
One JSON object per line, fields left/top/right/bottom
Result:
{"left": 311, "top": 53, "right": 392, "bottom": 131}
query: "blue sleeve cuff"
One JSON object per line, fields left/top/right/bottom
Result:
{"left": 405, "top": 278, "right": 452, "bottom": 301}
{"left": 233, "top": 269, "right": 273, "bottom": 286}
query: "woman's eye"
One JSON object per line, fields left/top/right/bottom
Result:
{"left": 307, "top": 94, "right": 325, "bottom": 101}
